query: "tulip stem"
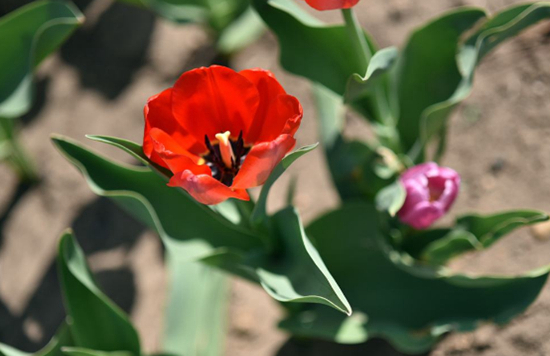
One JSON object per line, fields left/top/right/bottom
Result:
{"left": 342, "top": 8, "right": 401, "bottom": 153}
{"left": 0, "top": 117, "right": 39, "bottom": 183}
{"left": 342, "top": 8, "right": 372, "bottom": 68}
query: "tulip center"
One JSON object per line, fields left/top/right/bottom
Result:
{"left": 204, "top": 131, "right": 250, "bottom": 187}
{"left": 427, "top": 176, "right": 446, "bottom": 202}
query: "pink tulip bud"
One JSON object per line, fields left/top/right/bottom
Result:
{"left": 397, "top": 162, "right": 461, "bottom": 230}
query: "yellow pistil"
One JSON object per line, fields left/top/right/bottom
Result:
{"left": 215, "top": 131, "right": 235, "bottom": 168}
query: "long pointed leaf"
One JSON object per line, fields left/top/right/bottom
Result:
{"left": 58, "top": 231, "right": 140, "bottom": 354}
{"left": 54, "top": 136, "right": 351, "bottom": 314}
{"left": 281, "top": 203, "right": 550, "bottom": 353}
{"left": 0, "top": 1, "right": 83, "bottom": 118}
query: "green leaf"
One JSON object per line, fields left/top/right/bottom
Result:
{"left": 163, "top": 257, "right": 229, "bottom": 356}
{"left": 457, "top": 210, "right": 549, "bottom": 248}
{"left": 86, "top": 135, "right": 247, "bottom": 226}
{"left": 252, "top": 0, "right": 375, "bottom": 96}
{"left": 0, "top": 1, "right": 83, "bottom": 118}
{"left": 397, "top": 3, "right": 550, "bottom": 160}
{"left": 326, "top": 138, "right": 391, "bottom": 200}
{"left": 54, "top": 136, "right": 349, "bottom": 313}
{"left": 85, "top": 135, "right": 172, "bottom": 176}
{"left": 345, "top": 47, "right": 398, "bottom": 104}
{"left": 217, "top": 7, "right": 265, "bottom": 54}
{"left": 0, "top": 139, "right": 11, "bottom": 161}
{"left": 281, "top": 203, "right": 550, "bottom": 353}
{"left": 86, "top": 135, "right": 149, "bottom": 165}
{"left": 312, "top": 84, "right": 345, "bottom": 150}
{"left": 84, "top": 140, "right": 231, "bottom": 356}
{"left": 117, "top": 0, "right": 249, "bottom": 33}
{"left": 420, "top": 230, "right": 482, "bottom": 265}
{"left": 58, "top": 231, "right": 141, "bottom": 354}
{"left": 0, "top": 345, "right": 27, "bottom": 356}
{"left": 61, "top": 349, "right": 131, "bottom": 356}
{"left": 312, "top": 83, "right": 395, "bottom": 202}
{"left": 0, "top": 324, "right": 73, "bottom": 356}
{"left": 52, "top": 135, "right": 264, "bottom": 260}
{"left": 250, "top": 143, "right": 318, "bottom": 227}
{"left": 375, "top": 180, "right": 405, "bottom": 216}
{"left": 257, "top": 207, "right": 351, "bottom": 315}
{"left": 118, "top": 0, "right": 207, "bottom": 23}
{"left": 395, "top": 8, "right": 487, "bottom": 154}
{"left": 404, "top": 210, "right": 548, "bottom": 265}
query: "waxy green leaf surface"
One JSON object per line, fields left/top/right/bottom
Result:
{"left": 58, "top": 232, "right": 141, "bottom": 354}
{"left": 0, "top": 1, "right": 82, "bottom": 119}
{"left": 117, "top": 0, "right": 263, "bottom": 53}
{"left": 0, "top": 325, "right": 72, "bottom": 356}
{"left": 395, "top": 3, "right": 550, "bottom": 159}
{"left": 281, "top": 203, "right": 550, "bottom": 353}
{"left": 163, "top": 259, "right": 229, "bottom": 356}
{"left": 252, "top": 0, "right": 375, "bottom": 96}
{"left": 53, "top": 136, "right": 350, "bottom": 314}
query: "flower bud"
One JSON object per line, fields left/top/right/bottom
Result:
{"left": 397, "top": 162, "right": 460, "bottom": 230}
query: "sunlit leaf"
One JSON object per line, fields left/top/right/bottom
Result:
{"left": 61, "top": 348, "right": 131, "bottom": 356}
{"left": 0, "top": 1, "right": 83, "bottom": 118}
{"left": 252, "top": 0, "right": 375, "bottom": 96}
{"left": 58, "top": 231, "right": 140, "bottom": 354}
{"left": 281, "top": 203, "right": 550, "bottom": 353}
{"left": 345, "top": 46, "right": 398, "bottom": 104}
{"left": 251, "top": 143, "right": 318, "bottom": 227}
{"left": 0, "top": 324, "right": 73, "bottom": 356}
{"left": 163, "top": 259, "right": 229, "bottom": 356}
{"left": 54, "top": 136, "right": 351, "bottom": 314}
{"left": 375, "top": 180, "right": 405, "bottom": 216}
{"left": 396, "top": 3, "right": 550, "bottom": 160}
{"left": 257, "top": 207, "right": 351, "bottom": 315}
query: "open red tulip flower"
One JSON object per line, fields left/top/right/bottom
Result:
{"left": 304, "top": 0, "right": 359, "bottom": 11}
{"left": 143, "top": 65, "right": 303, "bottom": 205}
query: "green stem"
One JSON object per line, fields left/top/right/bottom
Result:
{"left": 342, "top": 8, "right": 372, "bottom": 69}
{"left": 0, "top": 117, "right": 39, "bottom": 183}
{"left": 342, "top": 8, "right": 401, "bottom": 153}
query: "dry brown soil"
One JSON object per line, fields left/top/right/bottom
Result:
{"left": 1, "top": 0, "right": 550, "bottom": 355}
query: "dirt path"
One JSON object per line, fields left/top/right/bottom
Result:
{"left": 1, "top": 0, "right": 550, "bottom": 355}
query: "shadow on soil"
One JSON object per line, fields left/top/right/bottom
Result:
{"left": 60, "top": 0, "right": 155, "bottom": 100}
{"left": 0, "top": 198, "right": 146, "bottom": 351}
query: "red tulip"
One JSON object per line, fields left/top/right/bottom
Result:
{"left": 304, "top": 0, "right": 359, "bottom": 11}
{"left": 143, "top": 66, "right": 303, "bottom": 205}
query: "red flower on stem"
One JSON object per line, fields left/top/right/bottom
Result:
{"left": 143, "top": 65, "right": 303, "bottom": 205}
{"left": 304, "top": 0, "right": 359, "bottom": 11}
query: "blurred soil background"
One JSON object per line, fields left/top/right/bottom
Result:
{"left": 1, "top": 0, "right": 550, "bottom": 355}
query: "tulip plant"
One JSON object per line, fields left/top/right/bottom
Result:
{"left": 118, "top": 0, "right": 265, "bottom": 56}
{"left": 3, "top": 1, "right": 550, "bottom": 356}
{"left": 0, "top": 1, "right": 82, "bottom": 182}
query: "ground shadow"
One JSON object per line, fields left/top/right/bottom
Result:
{"left": 60, "top": 0, "right": 155, "bottom": 100}
{"left": 20, "top": 77, "right": 50, "bottom": 127}
{"left": 277, "top": 338, "right": 429, "bottom": 356}
{"left": 71, "top": 197, "right": 146, "bottom": 254}
{"left": 0, "top": 198, "right": 146, "bottom": 351}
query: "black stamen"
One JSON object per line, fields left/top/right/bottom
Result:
{"left": 204, "top": 134, "right": 214, "bottom": 152}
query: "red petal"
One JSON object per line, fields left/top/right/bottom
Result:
{"left": 232, "top": 134, "right": 296, "bottom": 190}
{"left": 171, "top": 66, "right": 260, "bottom": 143}
{"left": 304, "top": 0, "right": 359, "bottom": 11}
{"left": 240, "top": 69, "right": 303, "bottom": 144}
{"left": 144, "top": 88, "right": 204, "bottom": 168}
{"left": 169, "top": 170, "right": 250, "bottom": 205}
{"left": 149, "top": 128, "right": 210, "bottom": 175}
